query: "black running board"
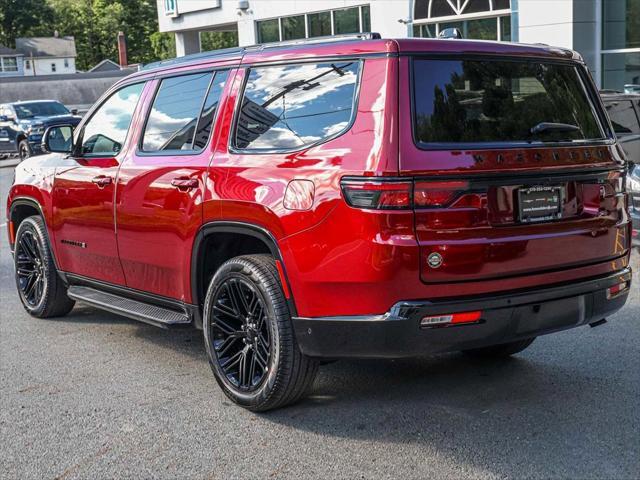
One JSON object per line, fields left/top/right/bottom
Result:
{"left": 67, "top": 286, "right": 192, "bottom": 328}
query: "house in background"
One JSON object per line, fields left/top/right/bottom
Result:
{"left": 88, "top": 59, "right": 122, "bottom": 73}
{"left": 0, "top": 45, "right": 24, "bottom": 77}
{"left": 16, "top": 34, "right": 77, "bottom": 76}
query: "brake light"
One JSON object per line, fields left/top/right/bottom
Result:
{"left": 341, "top": 179, "right": 412, "bottom": 210}
{"left": 340, "top": 178, "right": 473, "bottom": 210}
{"left": 414, "top": 181, "right": 469, "bottom": 208}
{"left": 420, "top": 310, "right": 482, "bottom": 328}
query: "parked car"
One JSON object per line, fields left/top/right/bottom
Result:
{"left": 0, "top": 100, "right": 81, "bottom": 161}
{"left": 6, "top": 35, "right": 632, "bottom": 411}
{"left": 601, "top": 91, "right": 640, "bottom": 248}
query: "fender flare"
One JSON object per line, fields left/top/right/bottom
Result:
{"left": 191, "top": 221, "right": 298, "bottom": 317}
{"left": 8, "top": 196, "right": 61, "bottom": 271}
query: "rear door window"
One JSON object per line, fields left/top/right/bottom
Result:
{"left": 604, "top": 100, "right": 640, "bottom": 135}
{"left": 233, "top": 61, "right": 360, "bottom": 150}
{"left": 142, "top": 70, "right": 228, "bottom": 152}
{"left": 412, "top": 58, "right": 606, "bottom": 147}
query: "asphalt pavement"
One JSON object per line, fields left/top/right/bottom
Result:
{"left": 1, "top": 165, "right": 639, "bottom": 479}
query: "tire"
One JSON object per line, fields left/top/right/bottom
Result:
{"left": 14, "top": 216, "right": 75, "bottom": 318}
{"left": 18, "top": 139, "right": 31, "bottom": 161}
{"left": 462, "top": 337, "right": 536, "bottom": 358}
{"left": 203, "top": 254, "right": 319, "bottom": 411}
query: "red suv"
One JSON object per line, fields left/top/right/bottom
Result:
{"left": 7, "top": 35, "right": 632, "bottom": 411}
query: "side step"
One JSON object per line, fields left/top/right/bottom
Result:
{"left": 67, "top": 286, "right": 192, "bottom": 328}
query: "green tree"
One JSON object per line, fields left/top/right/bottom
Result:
{"left": 0, "top": 0, "right": 53, "bottom": 46}
{"left": 200, "top": 31, "right": 238, "bottom": 51}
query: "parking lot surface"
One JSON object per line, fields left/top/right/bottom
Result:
{"left": 1, "top": 166, "right": 639, "bottom": 479}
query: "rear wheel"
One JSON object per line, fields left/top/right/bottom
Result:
{"left": 203, "top": 254, "right": 318, "bottom": 411}
{"left": 14, "top": 216, "right": 75, "bottom": 318}
{"left": 462, "top": 338, "right": 536, "bottom": 358}
{"left": 18, "top": 139, "right": 31, "bottom": 161}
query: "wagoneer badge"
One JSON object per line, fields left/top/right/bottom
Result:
{"left": 427, "top": 252, "right": 443, "bottom": 269}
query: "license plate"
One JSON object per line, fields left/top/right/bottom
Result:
{"left": 518, "top": 185, "right": 563, "bottom": 223}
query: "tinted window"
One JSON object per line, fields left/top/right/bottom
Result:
{"left": 234, "top": 62, "right": 359, "bottom": 150}
{"left": 605, "top": 100, "right": 639, "bottom": 135}
{"left": 413, "top": 59, "right": 605, "bottom": 146}
{"left": 193, "top": 70, "right": 229, "bottom": 150}
{"left": 80, "top": 83, "right": 143, "bottom": 156}
{"left": 142, "top": 72, "right": 214, "bottom": 152}
{"left": 14, "top": 101, "right": 69, "bottom": 118}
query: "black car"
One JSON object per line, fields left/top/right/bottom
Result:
{"left": 0, "top": 100, "right": 81, "bottom": 161}
{"left": 601, "top": 91, "right": 640, "bottom": 249}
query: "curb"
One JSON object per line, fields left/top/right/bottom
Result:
{"left": 0, "top": 159, "right": 20, "bottom": 168}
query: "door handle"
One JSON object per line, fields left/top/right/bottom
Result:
{"left": 171, "top": 177, "right": 198, "bottom": 190}
{"left": 91, "top": 175, "right": 112, "bottom": 188}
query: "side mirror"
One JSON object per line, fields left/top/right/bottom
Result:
{"left": 71, "top": 108, "right": 78, "bottom": 115}
{"left": 42, "top": 125, "right": 75, "bottom": 154}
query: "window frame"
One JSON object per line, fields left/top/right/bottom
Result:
{"left": 136, "top": 67, "right": 231, "bottom": 157}
{"left": 229, "top": 58, "right": 363, "bottom": 155}
{"left": 74, "top": 81, "right": 146, "bottom": 158}
{"left": 409, "top": 55, "right": 614, "bottom": 151}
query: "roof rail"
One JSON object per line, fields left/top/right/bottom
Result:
{"left": 246, "top": 32, "right": 382, "bottom": 51}
{"left": 141, "top": 32, "right": 382, "bottom": 71}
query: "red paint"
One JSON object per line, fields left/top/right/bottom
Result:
{"left": 6, "top": 37, "right": 631, "bottom": 321}
{"left": 275, "top": 260, "right": 291, "bottom": 299}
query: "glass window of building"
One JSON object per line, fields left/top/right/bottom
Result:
{"left": 307, "top": 11, "right": 331, "bottom": 37}
{"left": 413, "top": 0, "right": 511, "bottom": 42}
{"left": 256, "top": 5, "right": 371, "bottom": 44}
{"left": 602, "top": 1, "right": 640, "bottom": 91}
{"left": 282, "top": 15, "right": 305, "bottom": 41}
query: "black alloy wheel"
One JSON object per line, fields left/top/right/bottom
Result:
{"left": 13, "top": 216, "right": 75, "bottom": 318}
{"left": 15, "top": 228, "right": 46, "bottom": 307}
{"left": 203, "top": 254, "right": 319, "bottom": 411}
{"left": 210, "top": 277, "right": 271, "bottom": 391}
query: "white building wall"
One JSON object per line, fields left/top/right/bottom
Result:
{"left": 23, "top": 57, "right": 76, "bottom": 76}
{"left": 158, "top": 0, "right": 410, "bottom": 54}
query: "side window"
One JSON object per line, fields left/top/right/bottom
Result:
{"left": 193, "top": 70, "right": 229, "bottom": 150}
{"left": 234, "top": 61, "right": 360, "bottom": 150}
{"left": 604, "top": 100, "right": 640, "bottom": 135}
{"left": 142, "top": 70, "right": 226, "bottom": 152}
{"left": 80, "top": 83, "right": 144, "bottom": 156}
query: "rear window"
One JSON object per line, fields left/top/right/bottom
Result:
{"left": 412, "top": 58, "right": 606, "bottom": 147}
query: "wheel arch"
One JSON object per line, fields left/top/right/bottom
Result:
{"left": 8, "top": 197, "right": 60, "bottom": 270}
{"left": 191, "top": 221, "right": 298, "bottom": 320}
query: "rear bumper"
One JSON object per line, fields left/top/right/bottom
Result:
{"left": 293, "top": 269, "right": 632, "bottom": 358}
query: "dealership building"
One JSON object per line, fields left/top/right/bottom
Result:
{"left": 157, "top": 0, "right": 639, "bottom": 91}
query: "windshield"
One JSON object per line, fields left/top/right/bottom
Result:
{"left": 412, "top": 58, "right": 607, "bottom": 147}
{"left": 14, "top": 102, "right": 70, "bottom": 119}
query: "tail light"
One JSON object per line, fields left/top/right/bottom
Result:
{"left": 341, "top": 178, "right": 475, "bottom": 210}
{"left": 341, "top": 179, "right": 411, "bottom": 210}
{"left": 420, "top": 310, "right": 482, "bottom": 328}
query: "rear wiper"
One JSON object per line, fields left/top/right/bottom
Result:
{"left": 530, "top": 122, "right": 581, "bottom": 135}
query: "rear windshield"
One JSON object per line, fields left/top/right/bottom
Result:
{"left": 412, "top": 58, "right": 606, "bottom": 147}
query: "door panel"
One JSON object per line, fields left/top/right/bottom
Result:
{"left": 116, "top": 69, "right": 231, "bottom": 302}
{"left": 52, "top": 82, "right": 146, "bottom": 284}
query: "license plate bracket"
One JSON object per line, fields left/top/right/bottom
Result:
{"left": 518, "top": 185, "right": 563, "bottom": 223}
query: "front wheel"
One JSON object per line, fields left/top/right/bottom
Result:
{"left": 18, "top": 139, "right": 31, "bottom": 161}
{"left": 462, "top": 338, "right": 536, "bottom": 358}
{"left": 14, "top": 216, "right": 75, "bottom": 318}
{"left": 203, "top": 254, "right": 318, "bottom": 411}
